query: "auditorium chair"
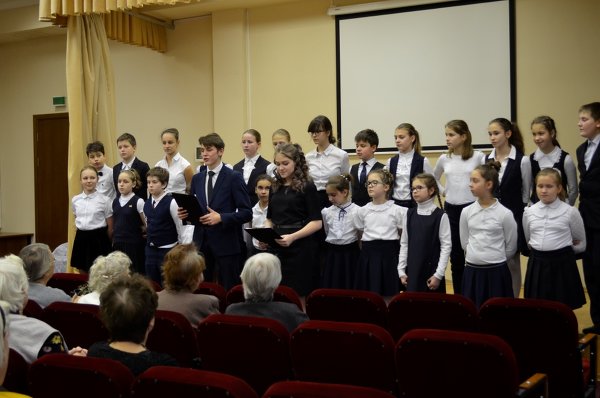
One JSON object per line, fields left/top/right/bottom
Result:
{"left": 145, "top": 309, "right": 200, "bottom": 368}
{"left": 47, "top": 273, "right": 88, "bottom": 296}
{"left": 263, "top": 380, "right": 397, "bottom": 398}
{"left": 226, "top": 284, "right": 303, "bottom": 311}
{"left": 305, "top": 288, "right": 387, "bottom": 327}
{"left": 42, "top": 302, "right": 108, "bottom": 348}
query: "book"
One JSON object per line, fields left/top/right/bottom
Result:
{"left": 172, "top": 193, "right": 203, "bottom": 225}
{"left": 244, "top": 227, "right": 282, "bottom": 246}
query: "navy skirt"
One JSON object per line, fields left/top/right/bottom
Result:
{"left": 355, "top": 240, "right": 400, "bottom": 296}
{"left": 462, "top": 261, "right": 513, "bottom": 308}
{"left": 71, "top": 227, "right": 111, "bottom": 273}
{"left": 322, "top": 241, "right": 360, "bottom": 289}
{"left": 524, "top": 247, "right": 586, "bottom": 310}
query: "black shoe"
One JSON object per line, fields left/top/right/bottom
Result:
{"left": 582, "top": 325, "right": 600, "bottom": 334}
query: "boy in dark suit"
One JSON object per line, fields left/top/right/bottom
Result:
{"left": 113, "top": 133, "right": 150, "bottom": 200}
{"left": 183, "top": 133, "right": 252, "bottom": 290}
{"left": 350, "top": 129, "right": 384, "bottom": 206}
{"left": 577, "top": 102, "right": 600, "bottom": 334}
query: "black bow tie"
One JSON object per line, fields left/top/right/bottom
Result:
{"left": 98, "top": 171, "right": 103, "bottom": 176}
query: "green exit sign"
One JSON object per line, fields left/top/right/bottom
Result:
{"left": 52, "top": 96, "right": 66, "bottom": 107}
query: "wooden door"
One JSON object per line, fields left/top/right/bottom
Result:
{"left": 33, "top": 113, "right": 69, "bottom": 250}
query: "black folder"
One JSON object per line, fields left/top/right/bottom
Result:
{"left": 172, "top": 193, "right": 203, "bottom": 225}
{"left": 244, "top": 228, "right": 282, "bottom": 246}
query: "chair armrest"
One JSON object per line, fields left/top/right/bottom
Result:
{"left": 579, "top": 333, "right": 597, "bottom": 398}
{"left": 579, "top": 333, "right": 597, "bottom": 349}
{"left": 516, "top": 373, "right": 547, "bottom": 398}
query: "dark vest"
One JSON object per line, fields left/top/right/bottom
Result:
{"left": 406, "top": 207, "right": 444, "bottom": 292}
{"left": 529, "top": 150, "right": 568, "bottom": 203}
{"left": 144, "top": 195, "right": 178, "bottom": 247}
{"left": 486, "top": 152, "right": 524, "bottom": 213}
{"left": 112, "top": 195, "right": 144, "bottom": 244}
{"left": 577, "top": 142, "right": 600, "bottom": 229}
{"left": 233, "top": 156, "right": 270, "bottom": 206}
{"left": 389, "top": 152, "right": 424, "bottom": 204}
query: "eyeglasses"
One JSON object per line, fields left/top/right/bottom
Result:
{"left": 309, "top": 131, "right": 325, "bottom": 136}
{"left": 365, "top": 180, "right": 383, "bottom": 187}
{"left": 411, "top": 185, "right": 427, "bottom": 192}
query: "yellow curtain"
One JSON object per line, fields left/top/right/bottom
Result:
{"left": 104, "top": 11, "right": 167, "bottom": 53}
{"left": 39, "top": 0, "right": 192, "bottom": 21}
{"left": 66, "top": 14, "right": 117, "bottom": 272}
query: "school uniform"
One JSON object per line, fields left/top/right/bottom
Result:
{"left": 267, "top": 181, "right": 322, "bottom": 296}
{"left": 487, "top": 146, "right": 531, "bottom": 296}
{"left": 96, "top": 164, "right": 116, "bottom": 201}
{"left": 523, "top": 198, "right": 586, "bottom": 309}
{"left": 113, "top": 157, "right": 151, "bottom": 200}
{"left": 321, "top": 201, "right": 360, "bottom": 289}
{"left": 530, "top": 147, "right": 578, "bottom": 205}
{"left": 398, "top": 198, "right": 451, "bottom": 293}
{"left": 155, "top": 152, "right": 191, "bottom": 194}
{"left": 459, "top": 199, "right": 517, "bottom": 308}
{"left": 387, "top": 150, "right": 433, "bottom": 208}
{"left": 433, "top": 150, "right": 485, "bottom": 295}
{"left": 233, "top": 155, "right": 275, "bottom": 205}
{"left": 306, "top": 144, "right": 350, "bottom": 209}
{"left": 112, "top": 192, "right": 146, "bottom": 274}
{"left": 71, "top": 190, "right": 113, "bottom": 272}
{"left": 144, "top": 192, "right": 182, "bottom": 284}
{"left": 350, "top": 159, "right": 384, "bottom": 206}
{"left": 577, "top": 134, "right": 600, "bottom": 328}
{"left": 353, "top": 200, "right": 406, "bottom": 296}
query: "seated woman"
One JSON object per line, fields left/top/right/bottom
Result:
{"left": 88, "top": 274, "right": 178, "bottom": 375}
{"left": 158, "top": 244, "right": 220, "bottom": 327}
{"left": 19, "top": 243, "right": 70, "bottom": 308}
{"left": 74, "top": 251, "right": 131, "bottom": 305}
{"left": 0, "top": 300, "right": 30, "bottom": 397}
{"left": 0, "top": 255, "right": 86, "bottom": 364}
{"left": 225, "top": 253, "right": 309, "bottom": 332}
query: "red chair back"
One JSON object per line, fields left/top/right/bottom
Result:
{"left": 196, "top": 314, "right": 291, "bottom": 395}
{"left": 263, "top": 381, "right": 397, "bottom": 398}
{"left": 132, "top": 366, "right": 258, "bottom": 398}
{"left": 387, "top": 292, "right": 477, "bottom": 340}
{"left": 47, "top": 273, "right": 88, "bottom": 296}
{"left": 290, "top": 320, "right": 396, "bottom": 394}
{"left": 23, "top": 299, "right": 44, "bottom": 319}
{"left": 396, "top": 328, "right": 519, "bottom": 398}
{"left": 28, "top": 354, "right": 134, "bottom": 398}
{"left": 4, "top": 349, "right": 29, "bottom": 395}
{"left": 195, "top": 281, "right": 227, "bottom": 313}
{"left": 146, "top": 310, "right": 200, "bottom": 367}
{"left": 42, "top": 302, "right": 108, "bottom": 348}
{"left": 479, "top": 297, "right": 585, "bottom": 397}
{"left": 305, "top": 288, "right": 387, "bottom": 327}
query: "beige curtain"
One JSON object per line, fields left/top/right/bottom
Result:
{"left": 66, "top": 14, "right": 117, "bottom": 272}
{"left": 104, "top": 11, "right": 167, "bottom": 53}
{"left": 39, "top": 0, "right": 192, "bottom": 20}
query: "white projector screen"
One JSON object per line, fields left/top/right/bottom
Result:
{"left": 336, "top": 0, "right": 514, "bottom": 152}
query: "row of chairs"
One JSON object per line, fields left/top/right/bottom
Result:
{"left": 27, "top": 355, "right": 399, "bottom": 398}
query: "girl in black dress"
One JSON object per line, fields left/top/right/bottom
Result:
{"left": 264, "top": 143, "right": 322, "bottom": 297}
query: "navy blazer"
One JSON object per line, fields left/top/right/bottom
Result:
{"left": 189, "top": 165, "right": 252, "bottom": 256}
{"left": 233, "top": 155, "right": 271, "bottom": 205}
{"left": 113, "top": 158, "right": 150, "bottom": 200}
{"left": 350, "top": 161, "right": 384, "bottom": 206}
{"left": 577, "top": 140, "right": 600, "bottom": 229}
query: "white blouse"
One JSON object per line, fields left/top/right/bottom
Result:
{"left": 72, "top": 191, "right": 113, "bottom": 230}
{"left": 96, "top": 165, "right": 116, "bottom": 201}
{"left": 306, "top": 144, "right": 350, "bottom": 191}
{"left": 155, "top": 152, "right": 191, "bottom": 194}
{"left": 321, "top": 202, "right": 360, "bottom": 245}
{"left": 386, "top": 150, "right": 434, "bottom": 201}
{"left": 523, "top": 198, "right": 586, "bottom": 253}
{"left": 354, "top": 200, "right": 406, "bottom": 241}
{"left": 459, "top": 199, "right": 517, "bottom": 265}
{"left": 398, "top": 198, "right": 451, "bottom": 280}
{"left": 531, "top": 146, "right": 579, "bottom": 205}
{"left": 251, "top": 202, "right": 268, "bottom": 249}
{"left": 433, "top": 151, "right": 486, "bottom": 205}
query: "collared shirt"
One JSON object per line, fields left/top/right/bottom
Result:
{"left": 155, "top": 152, "right": 191, "bottom": 194}
{"left": 205, "top": 162, "right": 224, "bottom": 202}
{"left": 96, "top": 165, "right": 116, "bottom": 201}
{"left": 251, "top": 202, "right": 268, "bottom": 249}
{"left": 532, "top": 146, "right": 578, "bottom": 205}
{"left": 306, "top": 144, "right": 350, "bottom": 191}
{"left": 242, "top": 155, "right": 278, "bottom": 183}
{"left": 321, "top": 201, "right": 359, "bottom": 245}
{"left": 72, "top": 190, "right": 113, "bottom": 230}
{"left": 147, "top": 191, "right": 183, "bottom": 248}
{"left": 386, "top": 150, "right": 434, "bottom": 201}
{"left": 487, "top": 145, "right": 532, "bottom": 204}
{"left": 120, "top": 157, "right": 136, "bottom": 171}
{"left": 398, "top": 198, "right": 451, "bottom": 280}
{"left": 584, "top": 135, "right": 600, "bottom": 170}
{"left": 523, "top": 198, "right": 586, "bottom": 253}
{"left": 353, "top": 200, "right": 406, "bottom": 241}
{"left": 433, "top": 151, "right": 486, "bottom": 205}
{"left": 118, "top": 192, "right": 145, "bottom": 213}
{"left": 459, "top": 199, "right": 517, "bottom": 265}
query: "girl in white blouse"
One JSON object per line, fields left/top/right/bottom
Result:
{"left": 523, "top": 168, "right": 586, "bottom": 309}
{"left": 459, "top": 161, "right": 517, "bottom": 308}
{"left": 155, "top": 128, "right": 194, "bottom": 194}
{"left": 433, "top": 120, "right": 485, "bottom": 295}
{"left": 354, "top": 169, "right": 406, "bottom": 296}
{"left": 321, "top": 174, "right": 360, "bottom": 289}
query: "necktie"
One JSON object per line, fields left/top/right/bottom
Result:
{"left": 152, "top": 200, "right": 156, "bottom": 208}
{"left": 207, "top": 171, "right": 215, "bottom": 203}
{"left": 338, "top": 203, "right": 352, "bottom": 221}
{"left": 359, "top": 162, "right": 368, "bottom": 185}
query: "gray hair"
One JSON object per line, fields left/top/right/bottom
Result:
{"left": 240, "top": 253, "right": 282, "bottom": 302}
{"left": 88, "top": 251, "right": 131, "bottom": 295}
{"left": 0, "top": 300, "right": 11, "bottom": 365}
{"left": 19, "top": 243, "right": 53, "bottom": 282}
{"left": 0, "top": 255, "right": 29, "bottom": 313}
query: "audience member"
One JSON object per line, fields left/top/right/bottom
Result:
{"left": 19, "top": 243, "right": 70, "bottom": 308}
{"left": 74, "top": 251, "right": 131, "bottom": 305}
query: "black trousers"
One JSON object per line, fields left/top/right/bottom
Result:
{"left": 583, "top": 228, "right": 600, "bottom": 326}
{"left": 444, "top": 202, "right": 472, "bottom": 295}
{"left": 201, "top": 243, "right": 242, "bottom": 291}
